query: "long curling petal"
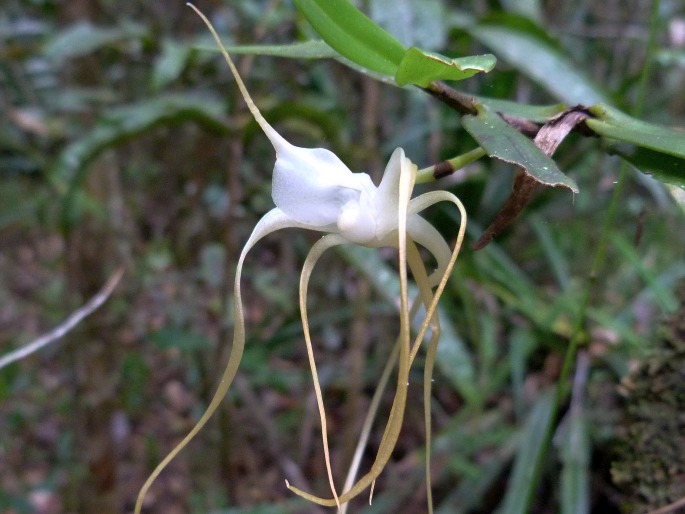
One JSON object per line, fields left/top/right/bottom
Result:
{"left": 135, "top": 209, "right": 320, "bottom": 514}
{"left": 295, "top": 234, "right": 349, "bottom": 510}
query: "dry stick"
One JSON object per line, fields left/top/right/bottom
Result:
{"left": 0, "top": 268, "right": 125, "bottom": 370}
{"left": 646, "top": 497, "right": 685, "bottom": 514}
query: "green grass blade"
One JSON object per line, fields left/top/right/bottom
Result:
{"left": 498, "top": 389, "right": 555, "bottom": 514}
{"left": 559, "top": 411, "right": 590, "bottom": 514}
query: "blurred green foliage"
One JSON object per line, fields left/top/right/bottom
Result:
{"left": 1, "top": 0, "right": 684, "bottom": 513}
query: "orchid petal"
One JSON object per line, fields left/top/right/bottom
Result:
{"left": 406, "top": 214, "right": 452, "bottom": 284}
{"left": 189, "top": 4, "right": 374, "bottom": 231}
{"left": 372, "top": 148, "right": 406, "bottom": 240}
{"left": 273, "top": 151, "right": 371, "bottom": 227}
{"left": 295, "top": 233, "right": 349, "bottom": 509}
{"left": 134, "top": 207, "right": 320, "bottom": 514}
{"left": 288, "top": 144, "right": 416, "bottom": 508}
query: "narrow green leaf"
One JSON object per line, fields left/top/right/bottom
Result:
{"left": 559, "top": 411, "right": 590, "bottom": 514}
{"left": 610, "top": 233, "right": 678, "bottom": 312}
{"left": 293, "top": 0, "right": 406, "bottom": 75}
{"left": 49, "top": 95, "right": 230, "bottom": 230}
{"left": 395, "top": 47, "right": 496, "bottom": 87}
{"left": 196, "top": 39, "right": 338, "bottom": 59}
{"left": 587, "top": 104, "right": 685, "bottom": 159}
{"left": 50, "top": 94, "right": 229, "bottom": 190}
{"left": 463, "top": 107, "right": 578, "bottom": 191}
{"left": 499, "top": 390, "right": 555, "bottom": 514}
{"left": 530, "top": 214, "right": 571, "bottom": 290}
{"left": 609, "top": 144, "right": 685, "bottom": 188}
{"left": 474, "top": 97, "right": 566, "bottom": 123}
{"left": 152, "top": 39, "right": 192, "bottom": 90}
{"left": 44, "top": 21, "right": 146, "bottom": 61}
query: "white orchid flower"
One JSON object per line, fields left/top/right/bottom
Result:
{"left": 136, "top": 5, "right": 467, "bottom": 514}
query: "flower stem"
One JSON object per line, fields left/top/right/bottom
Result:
{"left": 416, "top": 147, "right": 486, "bottom": 184}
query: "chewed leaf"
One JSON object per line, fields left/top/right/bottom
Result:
{"left": 395, "top": 47, "right": 496, "bottom": 87}
{"left": 463, "top": 106, "right": 578, "bottom": 191}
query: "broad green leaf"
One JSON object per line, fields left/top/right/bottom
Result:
{"left": 587, "top": 104, "right": 685, "bottom": 160}
{"left": 499, "top": 390, "right": 555, "bottom": 514}
{"left": 44, "top": 21, "right": 146, "bottom": 61}
{"left": 459, "top": 16, "right": 610, "bottom": 105}
{"left": 395, "top": 47, "right": 496, "bottom": 87}
{"left": 293, "top": 0, "right": 406, "bottom": 75}
{"left": 609, "top": 144, "right": 685, "bottom": 188}
{"left": 463, "top": 106, "right": 579, "bottom": 191}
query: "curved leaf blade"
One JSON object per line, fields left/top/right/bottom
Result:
{"left": 395, "top": 47, "right": 496, "bottom": 87}
{"left": 609, "top": 145, "right": 685, "bottom": 188}
{"left": 499, "top": 390, "right": 555, "bottom": 514}
{"left": 49, "top": 95, "right": 230, "bottom": 230}
{"left": 44, "top": 21, "right": 146, "bottom": 61}
{"left": 588, "top": 104, "right": 685, "bottom": 159}
{"left": 293, "top": 0, "right": 406, "bottom": 75}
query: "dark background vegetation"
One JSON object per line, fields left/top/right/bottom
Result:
{"left": 1, "top": 0, "right": 684, "bottom": 513}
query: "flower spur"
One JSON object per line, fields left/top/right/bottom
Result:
{"left": 135, "top": 5, "right": 467, "bottom": 513}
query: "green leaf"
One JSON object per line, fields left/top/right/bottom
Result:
{"left": 499, "top": 390, "right": 555, "bottom": 514}
{"left": 395, "top": 47, "right": 496, "bottom": 87}
{"left": 609, "top": 144, "right": 685, "bottom": 188}
{"left": 152, "top": 39, "right": 192, "bottom": 90}
{"left": 196, "top": 39, "right": 338, "bottom": 59}
{"left": 474, "top": 97, "right": 566, "bottom": 123}
{"left": 463, "top": 106, "right": 578, "bottom": 191}
{"left": 459, "top": 15, "right": 610, "bottom": 105}
{"left": 587, "top": 104, "right": 685, "bottom": 160}
{"left": 49, "top": 95, "right": 230, "bottom": 230}
{"left": 44, "top": 21, "right": 146, "bottom": 61}
{"left": 559, "top": 411, "right": 590, "bottom": 514}
{"left": 293, "top": 0, "right": 406, "bottom": 75}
